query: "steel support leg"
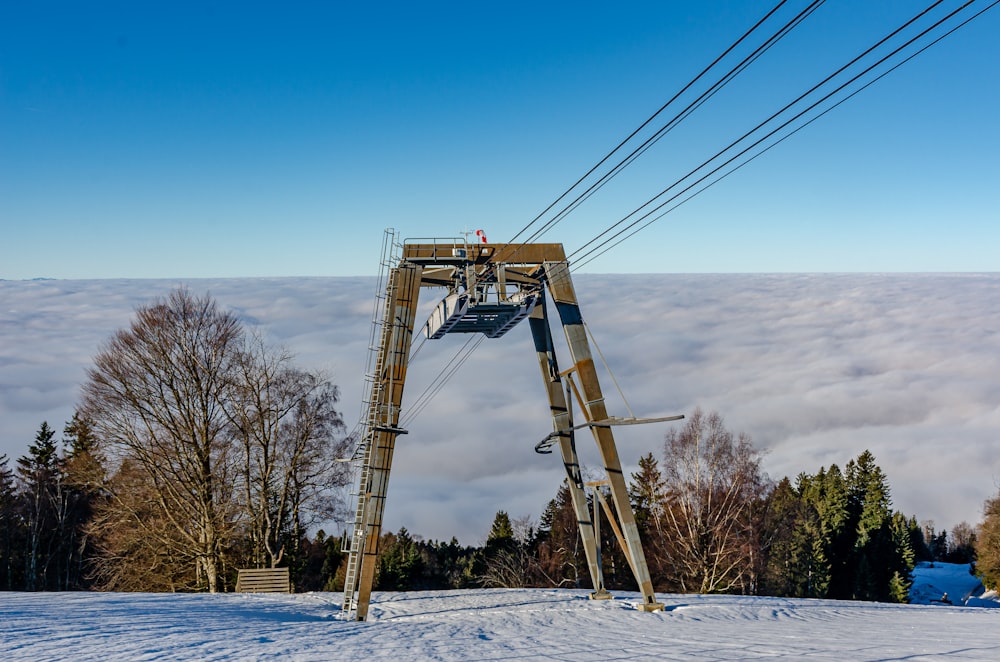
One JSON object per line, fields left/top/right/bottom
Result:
{"left": 528, "top": 296, "right": 606, "bottom": 595}
{"left": 352, "top": 263, "right": 423, "bottom": 620}
{"left": 543, "top": 261, "right": 663, "bottom": 611}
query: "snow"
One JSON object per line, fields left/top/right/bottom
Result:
{"left": 3, "top": 581, "right": 999, "bottom": 661}
{"left": 910, "top": 562, "right": 987, "bottom": 606}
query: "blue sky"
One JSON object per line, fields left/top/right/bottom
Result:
{"left": 2, "top": 1, "right": 998, "bottom": 278}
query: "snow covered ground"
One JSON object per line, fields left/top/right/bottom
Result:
{"left": 910, "top": 561, "right": 988, "bottom": 606}
{"left": 3, "top": 566, "right": 999, "bottom": 661}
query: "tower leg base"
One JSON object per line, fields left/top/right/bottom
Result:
{"left": 637, "top": 601, "right": 665, "bottom": 612}
{"left": 589, "top": 589, "right": 613, "bottom": 600}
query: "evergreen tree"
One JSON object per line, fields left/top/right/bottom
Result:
{"left": 16, "top": 422, "right": 60, "bottom": 590}
{"left": 629, "top": 453, "right": 666, "bottom": 534}
{"left": 487, "top": 511, "right": 514, "bottom": 548}
{"left": 536, "top": 483, "right": 586, "bottom": 588}
{"left": 887, "top": 512, "right": 916, "bottom": 602}
{"left": 797, "top": 466, "right": 849, "bottom": 598}
{"left": 758, "top": 453, "right": 916, "bottom": 603}
{"left": 847, "top": 450, "right": 893, "bottom": 600}
{"left": 292, "top": 529, "right": 343, "bottom": 592}
{"left": 319, "top": 531, "right": 347, "bottom": 591}
{"left": 975, "top": 491, "right": 1000, "bottom": 590}
{"left": 58, "top": 412, "right": 104, "bottom": 589}
{"left": 376, "top": 528, "right": 425, "bottom": 590}
{"left": 843, "top": 450, "right": 914, "bottom": 602}
{"left": 907, "top": 517, "right": 932, "bottom": 563}
{"left": 758, "top": 477, "right": 818, "bottom": 597}
{"left": 481, "top": 510, "right": 535, "bottom": 588}
{"left": 629, "top": 453, "right": 668, "bottom": 587}
{"left": 923, "top": 522, "right": 948, "bottom": 562}
{"left": 0, "top": 454, "right": 19, "bottom": 589}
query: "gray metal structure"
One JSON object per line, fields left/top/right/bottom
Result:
{"left": 342, "top": 235, "right": 677, "bottom": 620}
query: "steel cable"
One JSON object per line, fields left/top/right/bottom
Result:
{"left": 568, "top": 0, "right": 987, "bottom": 267}
{"left": 572, "top": 0, "right": 999, "bottom": 271}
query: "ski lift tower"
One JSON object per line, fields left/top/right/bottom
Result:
{"left": 342, "top": 233, "right": 679, "bottom": 620}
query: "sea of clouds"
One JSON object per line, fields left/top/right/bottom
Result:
{"left": 1, "top": 274, "right": 998, "bottom": 543}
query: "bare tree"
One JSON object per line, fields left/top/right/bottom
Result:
{"left": 947, "top": 521, "right": 977, "bottom": 563}
{"left": 81, "top": 289, "right": 244, "bottom": 592}
{"left": 280, "top": 372, "right": 350, "bottom": 564}
{"left": 660, "top": 409, "right": 767, "bottom": 594}
{"left": 227, "top": 334, "right": 348, "bottom": 569}
{"left": 81, "top": 288, "right": 350, "bottom": 592}
{"left": 86, "top": 458, "right": 198, "bottom": 592}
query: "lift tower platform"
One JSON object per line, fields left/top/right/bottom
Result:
{"left": 342, "top": 235, "right": 674, "bottom": 620}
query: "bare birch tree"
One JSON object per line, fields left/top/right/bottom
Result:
{"left": 660, "top": 409, "right": 767, "bottom": 594}
{"left": 227, "top": 334, "right": 348, "bottom": 569}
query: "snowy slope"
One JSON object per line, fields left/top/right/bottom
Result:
{"left": 910, "top": 562, "right": 987, "bottom": 606}
{"left": 3, "top": 588, "right": 999, "bottom": 661}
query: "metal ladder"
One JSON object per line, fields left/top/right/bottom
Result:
{"left": 342, "top": 229, "right": 400, "bottom": 617}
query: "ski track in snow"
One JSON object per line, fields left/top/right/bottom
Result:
{"left": 3, "top": 587, "right": 1000, "bottom": 661}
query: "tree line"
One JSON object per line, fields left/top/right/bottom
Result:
{"left": 1, "top": 288, "right": 351, "bottom": 592}
{"left": 351, "top": 409, "right": 995, "bottom": 603}
{"left": 2, "top": 288, "right": 998, "bottom": 599}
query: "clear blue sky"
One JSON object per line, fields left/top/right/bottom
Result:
{"left": 2, "top": 1, "right": 997, "bottom": 278}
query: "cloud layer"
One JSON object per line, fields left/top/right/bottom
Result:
{"left": 2, "top": 274, "right": 998, "bottom": 543}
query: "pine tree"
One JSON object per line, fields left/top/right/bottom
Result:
{"left": 536, "top": 483, "right": 586, "bottom": 588}
{"left": 848, "top": 451, "right": 892, "bottom": 600}
{"left": 16, "top": 422, "right": 61, "bottom": 590}
{"left": 844, "top": 450, "right": 915, "bottom": 602}
{"left": 58, "top": 412, "right": 104, "bottom": 589}
{"left": 975, "top": 491, "right": 1000, "bottom": 590}
{"left": 887, "top": 512, "right": 915, "bottom": 602}
{"left": 629, "top": 453, "right": 668, "bottom": 587}
{"left": 319, "top": 532, "right": 347, "bottom": 591}
{"left": 797, "top": 465, "right": 850, "bottom": 598}
{"left": 629, "top": 452, "right": 665, "bottom": 534}
{"left": 760, "top": 452, "right": 916, "bottom": 603}
{"left": 0, "top": 454, "right": 18, "bottom": 589}
{"left": 907, "top": 516, "right": 932, "bottom": 563}
{"left": 481, "top": 510, "right": 535, "bottom": 588}
{"left": 924, "top": 523, "right": 948, "bottom": 561}
{"left": 759, "top": 477, "right": 818, "bottom": 597}
{"left": 487, "top": 511, "right": 514, "bottom": 548}
{"left": 376, "top": 527, "right": 425, "bottom": 590}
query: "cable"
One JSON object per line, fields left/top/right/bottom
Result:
{"left": 573, "top": 0, "right": 1000, "bottom": 270}
{"left": 430, "top": 3, "right": 820, "bottom": 417}
{"left": 518, "top": 0, "right": 827, "bottom": 249}
{"left": 383, "top": 0, "right": 999, "bottom": 430}
{"left": 404, "top": 3, "right": 820, "bottom": 427}
{"left": 585, "top": 321, "right": 635, "bottom": 419}
{"left": 400, "top": 335, "right": 485, "bottom": 427}
{"left": 568, "top": 0, "right": 949, "bottom": 263}
{"left": 506, "top": 0, "right": 800, "bottom": 248}
{"left": 568, "top": 0, "right": 983, "bottom": 267}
